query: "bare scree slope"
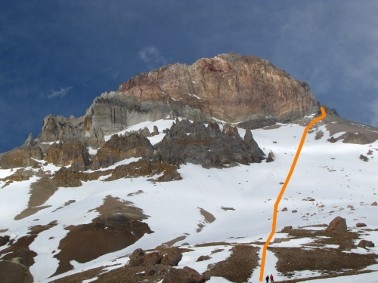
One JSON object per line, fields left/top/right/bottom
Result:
{"left": 0, "top": 53, "right": 377, "bottom": 283}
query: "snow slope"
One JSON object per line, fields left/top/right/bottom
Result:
{"left": 0, "top": 120, "right": 377, "bottom": 282}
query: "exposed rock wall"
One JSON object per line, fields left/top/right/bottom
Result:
{"left": 155, "top": 119, "right": 264, "bottom": 168}
{"left": 91, "top": 133, "right": 154, "bottom": 169}
{"left": 119, "top": 53, "right": 319, "bottom": 125}
{"left": 35, "top": 53, "right": 319, "bottom": 148}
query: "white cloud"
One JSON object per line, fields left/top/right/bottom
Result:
{"left": 138, "top": 46, "right": 167, "bottom": 70}
{"left": 47, "top": 86, "right": 73, "bottom": 99}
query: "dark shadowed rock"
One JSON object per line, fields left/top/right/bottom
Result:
{"left": 53, "top": 167, "right": 83, "bottom": 187}
{"left": 0, "top": 144, "right": 43, "bottom": 169}
{"left": 44, "top": 140, "right": 90, "bottom": 168}
{"left": 38, "top": 114, "right": 104, "bottom": 148}
{"left": 357, "top": 239, "right": 375, "bottom": 248}
{"left": 359, "top": 154, "right": 369, "bottom": 162}
{"left": 31, "top": 53, "right": 319, "bottom": 152}
{"left": 129, "top": 248, "right": 146, "bottom": 267}
{"left": 155, "top": 119, "right": 264, "bottom": 167}
{"left": 281, "top": 226, "right": 293, "bottom": 233}
{"left": 143, "top": 251, "right": 164, "bottom": 266}
{"left": 356, "top": 223, "right": 367, "bottom": 228}
{"left": 342, "top": 132, "right": 370, "bottom": 144}
{"left": 197, "top": 255, "right": 211, "bottom": 262}
{"left": 162, "top": 266, "right": 207, "bottom": 283}
{"left": 161, "top": 247, "right": 183, "bottom": 266}
{"left": 0, "top": 235, "right": 10, "bottom": 247}
{"left": 129, "top": 247, "right": 182, "bottom": 268}
{"left": 91, "top": 133, "right": 153, "bottom": 169}
{"left": 326, "top": 216, "right": 347, "bottom": 233}
{"left": 0, "top": 260, "right": 33, "bottom": 283}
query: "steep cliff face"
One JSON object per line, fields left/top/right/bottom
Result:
{"left": 119, "top": 53, "right": 319, "bottom": 125}
{"left": 36, "top": 53, "right": 319, "bottom": 146}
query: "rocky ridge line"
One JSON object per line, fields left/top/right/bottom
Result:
{"left": 36, "top": 53, "right": 320, "bottom": 148}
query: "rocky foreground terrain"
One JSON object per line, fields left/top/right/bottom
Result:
{"left": 0, "top": 54, "right": 377, "bottom": 282}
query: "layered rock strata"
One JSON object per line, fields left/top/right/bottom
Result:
{"left": 34, "top": 53, "right": 319, "bottom": 147}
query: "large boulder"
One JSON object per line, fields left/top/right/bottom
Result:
{"left": 129, "top": 247, "right": 183, "bottom": 268}
{"left": 357, "top": 240, "right": 375, "bottom": 248}
{"left": 0, "top": 260, "right": 33, "bottom": 283}
{"left": 162, "top": 266, "right": 207, "bottom": 283}
{"left": 161, "top": 247, "right": 183, "bottom": 266}
{"left": 326, "top": 216, "right": 347, "bottom": 233}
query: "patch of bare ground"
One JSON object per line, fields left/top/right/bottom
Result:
{"left": 15, "top": 159, "right": 179, "bottom": 219}
{"left": 0, "top": 260, "right": 34, "bottom": 283}
{"left": 93, "top": 195, "right": 147, "bottom": 220}
{"left": 28, "top": 221, "right": 57, "bottom": 235}
{"left": 52, "top": 196, "right": 152, "bottom": 276}
{"left": 50, "top": 267, "right": 104, "bottom": 283}
{"left": 325, "top": 117, "right": 378, "bottom": 143}
{"left": 15, "top": 174, "right": 58, "bottom": 220}
{"left": 52, "top": 200, "right": 76, "bottom": 212}
{"left": 272, "top": 270, "right": 375, "bottom": 283}
{"left": 197, "top": 208, "right": 216, "bottom": 232}
{"left": 205, "top": 245, "right": 259, "bottom": 283}
{"left": 92, "top": 264, "right": 171, "bottom": 283}
{"left": 0, "top": 235, "right": 37, "bottom": 268}
{"left": 52, "top": 247, "right": 188, "bottom": 283}
{"left": 270, "top": 247, "right": 376, "bottom": 279}
{"left": 51, "top": 160, "right": 180, "bottom": 187}
{"left": 271, "top": 226, "right": 378, "bottom": 281}
{"left": 161, "top": 235, "right": 188, "bottom": 247}
{"left": 15, "top": 205, "right": 51, "bottom": 220}
{"left": 281, "top": 228, "right": 359, "bottom": 250}
{"left": 0, "top": 221, "right": 57, "bottom": 268}
{"left": 0, "top": 168, "right": 35, "bottom": 188}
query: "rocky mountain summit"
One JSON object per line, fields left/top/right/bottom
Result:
{"left": 0, "top": 53, "right": 377, "bottom": 283}
{"left": 0, "top": 53, "right": 320, "bottom": 169}
{"left": 39, "top": 53, "right": 319, "bottom": 147}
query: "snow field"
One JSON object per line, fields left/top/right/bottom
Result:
{"left": 0, "top": 120, "right": 377, "bottom": 282}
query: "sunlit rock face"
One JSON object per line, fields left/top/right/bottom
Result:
{"left": 36, "top": 53, "right": 319, "bottom": 148}
{"left": 118, "top": 53, "right": 320, "bottom": 127}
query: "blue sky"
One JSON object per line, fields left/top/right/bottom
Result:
{"left": 1, "top": 0, "right": 378, "bottom": 152}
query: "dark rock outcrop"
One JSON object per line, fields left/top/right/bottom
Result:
{"left": 0, "top": 146, "right": 43, "bottom": 169}
{"left": 34, "top": 53, "right": 319, "bottom": 150}
{"left": 0, "top": 260, "right": 33, "bottom": 283}
{"left": 162, "top": 266, "right": 207, "bottom": 283}
{"left": 119, "top": 53, "right": 319, "bottom": 127}
{"left": 129, "top": 247, "right": 183, "bottom": 268}
{"left": 357, "top": 239, "right": 375, "bottom": 248}
{"left": 342, "top": 132, "right": 370, "bottom": 144}
{"left": 91, "top": 133, "right": 154, "bottom": 169}
{"left": 38, "top": 114, "right": 104, "bottom": 148}
{"left": 0, "top": 235, "right": 10, "bottom": 247}
{"left": 44, "top": 140, "right": 90, "bottom": 168}
{"left": 155, "top": 119, "right": 264, "bottom": 167}
{"left": 53, "top": 213, "right": 152, "bottom": 275}
{"left": 161, "top": 247, "right": 183, "bottom": 266}
{"left": 326, "top": 216, "right": 347, "bottom": 233}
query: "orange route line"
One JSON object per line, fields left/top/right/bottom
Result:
{"left": 258, "top": 106, "right": 327, "bottom": 282}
